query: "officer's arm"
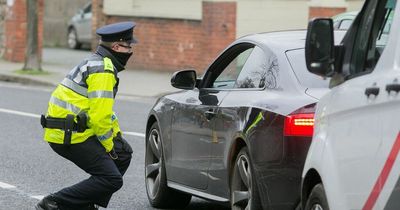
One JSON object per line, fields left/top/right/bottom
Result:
{"left": 112, "top": 112, "right": 122, "bottom": 138}
{"left": 86, "top": 59, "right": 116, "bottom": 152}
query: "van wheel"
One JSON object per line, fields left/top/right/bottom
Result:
{"left": 230, "top": 147, "right": 262, "bottom": 210}
{"left": 305, "top": 184, "right": 329, "bottom": 210}
{"left": 145, "top": 122, "right": 191, "bottom": 208}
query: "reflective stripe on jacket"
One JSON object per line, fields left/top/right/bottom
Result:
{"left": 44, "top": 54, "right": 121, "bottom": 152}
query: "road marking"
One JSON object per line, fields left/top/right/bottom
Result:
{"left": 0, "top": 108, "right": 40, "bottom": 118}
{"left": 124, "top": 132, "right": 145, "bottom": 138}
{"left": 0, "top": 108, "right": 146, "bottom": 138}
{"left": 31, "top": 195, "right": 44, "bottom": 200}
{"left": 0, "top": 181, "right": 45, "bottom": 201}
{"left": 0, "top": 181, "right": 16, "bottom": 189}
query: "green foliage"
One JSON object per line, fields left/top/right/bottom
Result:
{"left": 15, "top": 69, "right": 50, "bottom": 75}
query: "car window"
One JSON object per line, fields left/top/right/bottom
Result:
{"left": 339, "top": 19, "right": 353, "bottom": 30}
{"left": 213, "top": 47, "right": 254, "bottom": 89}
{"left": 287, "top": 49, "right": 330, "bottom": 88}
{"left": 83, "top": 3, "right": 91, "bottom": 14}
{"left": 234, "top": 47, "right": 270, "bottom": 89}
{"left": 349, "top": 0, "right": 395, "bottom": 75}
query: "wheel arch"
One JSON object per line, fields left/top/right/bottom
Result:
{"left": 301, "top": 168, "right": 322, "bottom": 209}
{"left": 146, "top": 115, "right": 158, "bottom": 140}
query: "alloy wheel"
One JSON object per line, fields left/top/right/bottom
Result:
{"left": 232, "top": 153, "right": 252, "bottom": 210}
{"left": 145, "top": 128, "right": 162, "bottom": 200}
{"left": 311, "top": 204, "right": 324, "bottom": 210}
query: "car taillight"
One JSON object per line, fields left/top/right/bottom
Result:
{"left": 284, "top": 104, "right": 315, "bottom": 137}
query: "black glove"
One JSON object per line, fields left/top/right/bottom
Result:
{"left": 108, "top": 148, "right": 118, "bottom": 160}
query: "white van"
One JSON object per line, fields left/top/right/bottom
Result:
{"left": 301, "top": 0, "right": 399, "bottom": 209}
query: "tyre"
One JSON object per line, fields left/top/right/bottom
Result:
{"left": 67, "top": 27, "right": 82, "bottom": 49}
{"left": 145, "top": 122, "right": 192, "bottom": 209}
{"left": 230, "top": 147, "right": 262, "bottom": 210}
{"left": 305, "top": 184, "right": 329, "bottom": 210}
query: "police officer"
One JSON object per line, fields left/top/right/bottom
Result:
{"left": 36, "top": 22, "right": 137, "bottom": 210}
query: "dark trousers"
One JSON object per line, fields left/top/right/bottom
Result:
{"left": 49, "top": 135, "right": 132, "bottom": 208}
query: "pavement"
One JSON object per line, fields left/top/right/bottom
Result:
{"left": 0, "top": 47, "right": 179, "bottom": 99}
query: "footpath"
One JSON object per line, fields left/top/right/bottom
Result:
{"left": 0, "top": 48, "right": 178, "bottom": 99}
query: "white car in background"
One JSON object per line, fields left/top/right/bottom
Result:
{"left": 67, "top": 2, "right": 92, "bottom": 49}
{"left": 301, "top": 0, "right": 399, "bottom": 209}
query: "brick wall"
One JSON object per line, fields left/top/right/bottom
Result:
{"left": 92, "top": 0, "right": 236, "bottom": 73}
{"left": 309, "top": 6, "right": 347, "bottom": 19}
{"left": 3, "top": 0, "right": 43, "bottom": 62}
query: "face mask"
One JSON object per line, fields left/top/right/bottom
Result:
{"left": 113, "top": 51, "right": 133, "bottom": 67}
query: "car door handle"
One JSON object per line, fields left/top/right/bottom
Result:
{"left": 386, "top": 83, "right": 400, "bottom": 93}
{"left": 204, "top": 110, "right": 216, "bottom": 120}
{"left": 365, "top": 87, "right": 380, "bottom": 97}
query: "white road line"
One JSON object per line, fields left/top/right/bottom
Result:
{"left": 31, "top": 195, "right": 45, "bottom": 200}
{"left": 0, "top": 181, "right": 45, "bottom": 200}
{"left": 124, "top": 132, "right": 145, "bottom": 138}
{"left": 0, "top": 108, "right": 40, "bottom": 118}
{"left": 0, "top": 181, "right": 16, "bottom": 189}
{"left": 0, "top": 108, "right": 146, "bottom": 138}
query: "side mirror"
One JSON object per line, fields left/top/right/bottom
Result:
{"left": 171, "top": 70, "right": 197, "bottom": 90}
{"left": 305, "top": 18, "right": 335, "bottom": 77}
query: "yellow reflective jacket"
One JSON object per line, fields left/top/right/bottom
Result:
{"left": 44, "top": 48, "right": 122, "bottom": 152}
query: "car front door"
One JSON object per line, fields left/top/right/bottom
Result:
{"left": 169, "top": 43, "right": 255, "bottom": 190}
{"left": 323, "top": 0, "right": 395, "bottom": 208}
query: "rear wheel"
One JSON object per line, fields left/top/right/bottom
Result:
{"left": 67, "top": 27, "right": 81, "bottom": 49}
{"left": 305, "top": 184, "right": 329, "bottom": 210}
{"left": 230, "top": 147, "right": 262, "bottom": 210}
{"left": 145, "top": 122, "right": 191, "bottom": 208}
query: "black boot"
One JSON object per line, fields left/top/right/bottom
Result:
{"left": 35, "top": 195, "right": 60, "bottom": 210}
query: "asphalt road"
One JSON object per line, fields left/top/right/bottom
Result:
{"left": 0, "top": 81, "right": 229, "bottom": 210}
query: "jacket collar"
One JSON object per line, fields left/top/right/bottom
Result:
{"left": 95, "top": 45, "right": 125, "bottom": 72}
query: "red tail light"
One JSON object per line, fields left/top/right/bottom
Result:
{"left": 284, "top": 104, "right": 315, "bottom": 137}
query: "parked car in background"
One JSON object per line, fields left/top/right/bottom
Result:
{"left": 301, "top": 0, "right": 397, "bottom": 209}
{"left": 67, "top": 2, "right": 92, "bottom": 49}
{"left": 332, "top": 11, "right": 358, "bottom": 30}
{"left": 144, "top": 30, "right": 345, "bottom": 210}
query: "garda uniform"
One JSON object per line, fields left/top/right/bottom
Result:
{"left": 37, "top": 22, "right": 136, "bottom": 210}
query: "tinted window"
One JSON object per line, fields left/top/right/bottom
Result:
{"left": 234, "top": 47, "right": 269, "bottom": 89}
{"left": 349, "top": 0, "right": 394, "bottom": 75}
{"left": 84, "top": 4, "right": 91, "bottom": 14}
{"left": 286, "top": 49, "right": 330, "bottom": 88}
{"left": 213, "top": 48, "right": 254, "bottom": 89}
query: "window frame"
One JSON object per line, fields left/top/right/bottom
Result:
{"left": 342, "top": 0, "right": 393, "bottom": 79}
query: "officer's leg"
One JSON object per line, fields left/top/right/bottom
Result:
{"left": 49, "top": 137, "right": 122, "bottom": 208}
{"left": 93, "top": 135, "right": 133, "bottom": 205}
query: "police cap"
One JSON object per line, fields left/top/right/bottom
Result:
{"left": 96, "top": 21, "right": 137, "bottom": 43}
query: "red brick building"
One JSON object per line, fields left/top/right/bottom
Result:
{"left": 1, "top": 0, "right": 362, "bottom": 72}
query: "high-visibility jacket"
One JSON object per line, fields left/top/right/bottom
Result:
{"left": 44, "top": 47, "right": 122, "bottom": 152}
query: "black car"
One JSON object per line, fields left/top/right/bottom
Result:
{"left": 144, "top": 30, "right": 343, "bottom": 210}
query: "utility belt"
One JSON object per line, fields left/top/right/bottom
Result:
{"left": 40, "top": 113, "right": 88, "bottom": 145}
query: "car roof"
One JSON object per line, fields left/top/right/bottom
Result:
{"left": 232, "top": 30, "right": 346, "bottom": 53}
{"left": 232, "top": 30, "right": 307, "bottom": 52}
{"left": 332, "top": 11, "right": 358, "bottom": 20}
